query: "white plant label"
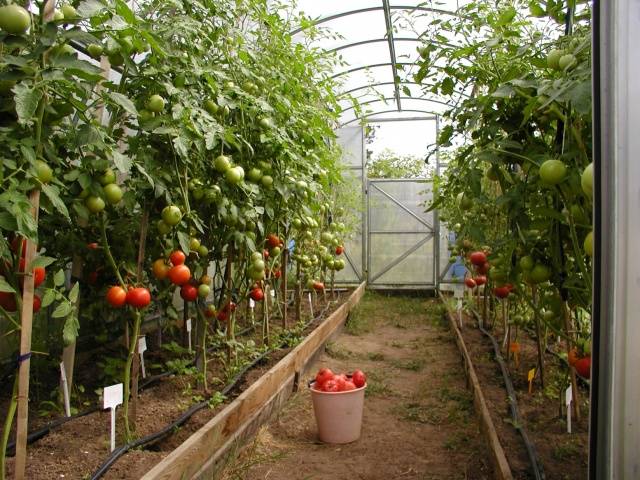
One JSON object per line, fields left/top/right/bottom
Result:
{"left": 103, "top": 383, "right": 123, "bottom": 452}
{"left": 565, "top": 385, "right": 573, "bottom": 434}
{"left": 186, "top": 318, "right": 192, "bottom": 351}
{"left": 138, "top": 336, "right": 147, "bottom": 379}
{"left": 308, "top": 292, "right": 314, "bottom": 318}
{"left": 454, "top": 284, "right": 464, "bottom": 299}
{"left": 60, "top": 362, "right": 71, "bottom": 417}
{"left": 457, "top": 298, "right": 463, "bottom": 329}
{"left": 249, "top": 298, "right": 255, "bottom": 309}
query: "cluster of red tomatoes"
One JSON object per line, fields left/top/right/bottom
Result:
{"left": 152, "top": 250, "right": 211, "bottom": 302}
{"left": 0, "top": 238, "right": 46, "bottom": 313}
{"left": 312, "top": 368, "right": 366, "bottom": 392}
{"left": 464, "top": 250, "right": 513, "bottom": 299}
{"left": 105, "top": 285, "right": 151, "bottom": 309}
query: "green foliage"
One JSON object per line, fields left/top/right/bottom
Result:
{"left": 367, "top": 148, "right": 427, "bottom": 179}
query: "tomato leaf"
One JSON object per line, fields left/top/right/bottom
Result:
{"left": 69, "top": 282, "right": 80, "bottom": 304}
{"left": 77, "top": 0, "right": 107, "bottom": 18}
{"left": 108, "top": 92, "right": 138, "bottom": 116}
{"left": 41, "top": 288, "right": 56, "bottom": 308}
{"left": 0, "top": 276, "right": 15, "bottom": 293}
{"left": 62, "top": 313, "right": 79, "bottom": 345}
{"left": 112, "top": 151, "right": 132, "bottom": 174}
{"left": 29, "top": 256, "right": 56, "bottom": 270}
{"left": 54, "top": 269, "right": 66, "bottom": 287}
{"left": 41, "top": 184, "right": 71, "bottom": 222}
{"left": 134, "top": 163, "right": 155, "bottom": 188}
{"left": 177, "top": 231, "right": 190, "bottom": 255}
{"left": 13, "top": 83, "right": 43, "bottom": 126}
{"left": 52, "top": 301, "right": 73, "bottom": 318}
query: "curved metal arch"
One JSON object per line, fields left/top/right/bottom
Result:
{"left": 338, "top": 81, "right": 422, "bottom": 98}
{"left": 331, "top": 62, "right": 415, "bottom": 79}
{"left": 290, "top": 5, "right": 464, "bottom": 36}
{"left": 340, "top": 109, "right": 440, "bottom": 127}
{"left": 329, "top": 36, "right": 456, "bottom": 53}
{"left": 340, "top": 96, "right": 452, "bottom": 115}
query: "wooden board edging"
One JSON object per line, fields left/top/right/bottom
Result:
{"left": 141, "top": 282, "right": 366, "bottom": 480}
{"left": 438, "top": 292, "right": 514, "bottom": 480}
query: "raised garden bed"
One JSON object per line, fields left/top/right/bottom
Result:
{"left": 3, "top": 284, "right": 364, "bottom": 479}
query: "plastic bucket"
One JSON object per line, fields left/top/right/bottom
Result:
{"left": 310, "top": 382, "right": 366, "bottom": 444}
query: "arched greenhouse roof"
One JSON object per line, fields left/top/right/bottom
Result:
{"left": 287, "top": 0, "right": 473, "bottom": 125}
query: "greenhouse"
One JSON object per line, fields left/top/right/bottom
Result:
{"left": 0, "top": 0, "right": 632, "bottom": 479}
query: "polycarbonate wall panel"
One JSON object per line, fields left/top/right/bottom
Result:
{"left": 368, "top": 180, "right": 432, "bottom": 232}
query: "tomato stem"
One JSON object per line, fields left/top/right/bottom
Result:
{"left": 100, "top": 214, "right": 127, "bottom": 288}
{"left": 0, "top": 375, "right": 18, "bottom": 480}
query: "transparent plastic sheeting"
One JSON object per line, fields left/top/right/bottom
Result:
{"left": 334, "top": 126, "right": 365, "bottom": 284}
{"left": 367, "top": 180, "right": 435, "bottom": 286}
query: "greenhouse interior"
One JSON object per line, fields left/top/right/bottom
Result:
{"left": 0, "top": 0, "right": 633, "bottom": 479}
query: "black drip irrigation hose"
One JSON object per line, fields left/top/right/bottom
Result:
{"left": 4, "top": 324, "right": 258, "bottom": 456}
{"left": 469, "top": 309, "right": 546, "bottom": 480}
{"left": 89, "top": 298, "right": 337, "bottom": 480}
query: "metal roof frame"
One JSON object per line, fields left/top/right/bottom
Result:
{"left": 340, "top": 109, "right": 439, "bottom": 126}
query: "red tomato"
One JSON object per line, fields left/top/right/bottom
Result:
{"left": 574, "top": 356, "right": 591, "bottom": 378}
{"left": 106, "top": 286, "right": 127, "bottom": 308}
{"left": 180, "top": 284, "right": 198, "bottom": 302}
{"left": 312, "top": 281, "right": 324, "bottom": 291}
{"left": 126, "top": 287, "right": 151, "bottom": 308}
{"left": 335, "top": 375, "right": 348, "bottom": 391}
{"left": 315, "top": 368, "right": 334, "bottom": 387}
{"left": 274, "top": 269, "right": 282, "bottom": 279}
{"left": 335, "top": 246, "right": 344, "bottom": 255}
{"left": 0, "top": 291, "right": 17, "bottom": 312}
{"left": 216, "top": 310, "right": 228, "bottom": 322}
{"left": 469, "top": 251, "right": 487, "bottom": 266}
{"left": 168, "top": 264, "right": 191, "bottom": 285}
{"left": 204, "top": 304, "right": 217, "bottom": 318}
{"left": 33, "top": 294, "right": 41, "bottom": 313}
{"left": 262, "top": 249, "right": 270, "bottom": 259}
{"left": 568, "top": 347, "right": 579, "bottom": 366}
{"left": 169, "top": 250, "right": 186, "bottom": 266}
{"left": 474, "top": 275, "right": 487, "bottom": 286}
{"left": 11, "top": 237, "right": 29, "bottom": 256}
{"left": 250, "top": 288, "right": 264, "bottom": 301}
{"left": 33, "top": 267, "right": 45, "bottom": 287}
{"left": 266, "top": 233, "right": 280, "bottom": 249}
{"left": 351, "top": 369, "right": 366, "bottom": 388}
{"left": 493, "top": 286, "right": 510, "bottom": 299}
{"left": 476, "top": 262, "right": 490, "bottom": 274}
{"left": 464, "top": 277, "right": 477, "bottom": 289}
{"left": 342, "top": 381, "right": 356, "bottom": 391}
{"left": 322, "top": 379, "right": 339, "bottom": 392}
{"left": 87, "top": 242, "right": 99, "bottom": 250}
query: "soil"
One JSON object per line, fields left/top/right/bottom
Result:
{"left": 2, "top": 290, "right": 349, "bottom": 480}
{"left": 219, "top": 292, "right": 493, "bottom": 480}
{"left": 451, "top": 295, "right": 589, "bottom": 480}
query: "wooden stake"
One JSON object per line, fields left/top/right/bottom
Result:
{"left": 563, "top": 302, "right": 581, "bottom": 420}
{"left": 294, "top": 262, "right": 301, "bottom": 322}
{"left": 15, "top": 190, "right": 40, "bottom": 480}
{"left": 281, "top": 246, "right": 288, "bottom": 329}
{"left": 531, "top": 286, "right": 546, "bottom": 388}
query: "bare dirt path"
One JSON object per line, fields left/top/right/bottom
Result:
{"left": 220, "top": 292, "right": 492, "bottom": 480}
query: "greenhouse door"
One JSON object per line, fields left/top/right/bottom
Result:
{"left": 367, "top": 179, "right": 437, "bottom": 288}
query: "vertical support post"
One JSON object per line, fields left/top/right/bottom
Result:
{"left": 434, "top": 114, "right": 440, "bottom": 288}
{"left": 15, "top": 190, "right": 40, "bottom": 480}
{"left": 281, "top": 245, "right": 288, "bottom": 329}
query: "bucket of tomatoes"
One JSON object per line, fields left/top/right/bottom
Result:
{"left": 309, "top": 367, "right": 367, "bottom": 444}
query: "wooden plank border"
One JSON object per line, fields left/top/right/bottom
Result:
{"left": 438, "top": 291, "right": 514, "bottom": 480}
{"left": 141, "top": 282, "right": 366, "bottom": 480}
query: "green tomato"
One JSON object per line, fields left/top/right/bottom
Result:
{"left": 214, "top": 155, "right": 231, "bottom": 172}
{"left": 271, "top": 246, "right": 281, "bottom": 257}
{"left": 61, "top": 4, "right": 78, "bottom": 20}
{"left": 558, "top": 53, "right": 577, "bottom": 71}
{"left": 226, "top": 166, "right": 244, "bottom": 184}
{"left": 581, "top": 162, "right": 593, "bottom": 198}
{"left": 539, "top": 159, "right": 567, "bottom": 185}
{"left": 529, "top": 264, "right": 552, "bottom": 284}
{"left": 292, "top": 218, "right": 302, "bottom": 228}
{"left": 261, "top": 175, "right": 273, "bottom": 188}
{"left": 547, "top": 49, "right": 565, "bottom": 69}
{"left": 103, "top": 183, "right": 123, "bottom": 204}
{"left": 161, "top": 205, "right": 182, "bottom": 226}
{"left": 0, "top": 4, "right": 30, "bottom": 34}
{"left": 108, "top": 52, "right": 124, "bottom": 67}
{"left": 100, "top": 168, "right": 116, "bottom": 185}
{"left": 204, "top": 99, "right": 219, "bottom": 115}
{"left": 189, "top": 238, "right": 201, "bottom": 250}
{"left": 252, "top": 259, "right": 265, "bottom": 271}
{"left": 174, "top": 73, "right": 186, "bottom": 88}
{"left": 321, "top": 232, "right": 334, "bottom": 244}
{"left": 157, "top": 220, "right": 171, "bottom": 235}
{"left": 198, "top": 284, "right": 210, "bottom": 298}
{"left": 86, "top": 196, "right": 105, "bottom": 214}
{"left": 147, "top": 94, "right": 165, "bottom": 113}
{"left": 519, "top": 255, "right": 534, "bottom": 271}
{"left": 247, "top": 168, "right": 262, "bottom": 182}
{"left": 87, "top": 44, "right": 104, "bottom": 59}
{"left": 248, "top": 267, "right": 265, "bottom": 281}
{"left": 486, "top": 166, "right": 499, "bottom": 181}
{"left": 34, "top": 160, "right": 53, "bottom": 184}
{"left": 198, "top": 245, "right": 209, "bottom": 256}
{"left": 258, "top": 161, "right": 272, "bottom": 172}
{"left": 457, "top": 192, "right": 473, "bottom": 210}
{"left": 584, "top": 231, "right": 593, "bottom": 257}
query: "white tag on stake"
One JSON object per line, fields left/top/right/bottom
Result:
{"left": 249, "top": 298, "right": 255, "bottom": 309}
{"left": 565, "top": 385, "right": 573, "bottom": 434}
{"left": 308, "top": 292, "right": 314, "bottom": 318}
{"left": 138, "top": 336, "right": 147, "bottom": 379}
{"left": 103, "top": 383, "right": 123, "bottom": 452}
{"left": 186, "top": 318, "right": 192, "bottom": 351}
{"left": 454, "top": 284, "right": 464, "bottom": 299}
{"left": 60, "top": 362, "right": 71, "bottom": 417}
{"left": 457, "top": 298, "right": 463, "bottom": 329}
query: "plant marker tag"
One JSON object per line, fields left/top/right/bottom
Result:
{"left": 565, "top": 385, "right": 573, "bottom": 433}
{"left": 186, "top": 318, "right": 192, "bottom": 352}
{"left": 103, "top": 383, "right": 123, "bottom": 452}
{"left": 270, "top": 288, "right": 275, "bottom": 306}
{"left": 308, "top": 292, "right": 314, "bottom": 318}
{"left": 249, "top": 298, "right": 255, "bottom": 309}
{"left": 454, "top": 284, "right": 464, "bottom": 299}
{"left": 138, "top": 336, "right": 147, "bottom": 379}
{"left": 528, "top": 368, "right": 536, "bottom": 394}
{"left": 60, "top": 362, "right": 71, "bottom": 417}
{"left": 456, "top": 298, "right": 463, "bottom": 328}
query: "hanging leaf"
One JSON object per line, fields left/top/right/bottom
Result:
{"left": 52, "top": 301, "right": 73, "bottom": 318}
{"left": 0, "top": 276, "right": 15, "bottom": 293}
{"left": 41, "top": 184, "right": 71, "bottom": 221}
{"left": 54, "top": 269, "right": 66, "bottom": 287}
{"left": 112, "top": 151, "right": 132, "bottom": 174}
{"left": 108, "top": 92, "right": 138, "bottom": 116}
{"left": 13, "top": 83, "right": 43, "bottom": 126}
